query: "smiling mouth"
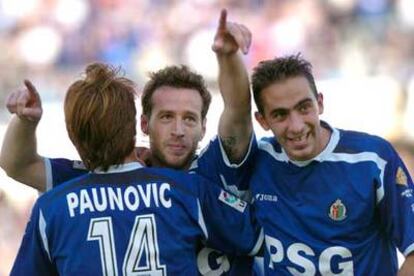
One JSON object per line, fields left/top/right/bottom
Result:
{"left": 286, "top": 133, "right": 309, "bottom": 147}
{"left": 290, "top": 137, "right": 304, "bottom": 142}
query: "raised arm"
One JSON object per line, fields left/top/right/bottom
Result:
{"left": 212, "top": 9, "right": 253, "bottom": 163}
{"left": 0, "top": 80, "right": 46, "bottom": 191}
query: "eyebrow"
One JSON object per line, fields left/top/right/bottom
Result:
{"left": 270, "top": 97, "right": 314, "bottom": 114}
{"left": 294, "top": 98, "right": 313, "bottom": 109}
{"left": 156, "top": 109, "right": 201, "bottom": 117}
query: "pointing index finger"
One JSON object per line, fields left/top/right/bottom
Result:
{"left": 23, "top": 79, "right": 41, "bottom": 103}
{"left": 218, "top": 9, "right": 227, "bottom": 32}
{"left": 24, "top": 79, "right": 37, "bottom": 94}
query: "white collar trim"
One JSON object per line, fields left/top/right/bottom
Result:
{"left": 93, "top": 162, "right": 144, "bottom": 174}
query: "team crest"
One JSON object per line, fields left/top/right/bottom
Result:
{"left": 396, "top": 167, "right": 408, "bottom": 186}
{"left": 329, "top": 199, "right": 347, "bottom": 221}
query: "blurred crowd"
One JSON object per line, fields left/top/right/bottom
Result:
{"left": 1, "top": 0, "right": 414, "bottom": 274}
{"left": 1, "top": 0, "right": 414, "bottom": 113}
{"left": 0, "top": 189, "right": 34, "bottom": 275}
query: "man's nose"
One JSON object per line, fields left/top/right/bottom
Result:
{"left": 172, "top": 119, "right": 185, "bottom": 137}
{"left": 288, "top": 112, "right": 305, "bottom": 134}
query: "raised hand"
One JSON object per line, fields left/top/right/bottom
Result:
{"left": 212, "top": 9, "right": 252, "bottom": 55}
{"left": 6, "top": 80, "right": 43, "bottom": 122}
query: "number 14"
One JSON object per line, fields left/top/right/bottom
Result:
{"left": 87, "top": 214, "right": 167, "bottom": 276}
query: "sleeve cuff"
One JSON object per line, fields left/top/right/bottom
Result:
{"left": 218, "top": 133, "right": 255, "bottom": 168}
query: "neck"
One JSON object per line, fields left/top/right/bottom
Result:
{"left": 318, "top": 124, "right": 332, "bottom": 154}
{"left": 150, "top": 157, "right": 190, "bottom": 170}
{"left": 124, "top": 150, "right": 144, "bottom": 166}
{"left": 314, "top": 125, "right": 332, "bottom": 160}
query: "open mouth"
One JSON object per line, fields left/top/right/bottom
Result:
{"left": 286, "top": 132, "right": 310, "bottom": 149}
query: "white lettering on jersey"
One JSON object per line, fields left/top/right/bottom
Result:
{"left": 66, "top": 183, "right": 172, "bottom": 217}
{"left": 287, "top": 243, "right": 315, "bottom": 275}
{"left": 80, "top": 189, "right": 95, "bottom": 215}
{"left": 197, "top": 247, "right": 230, "bottom": 275}
{"left": 92, "top": 188, "right": 107, "bottom": 211}
{"left": 319, "top": 246, "right": 353, "bottom": 275}
{"left": 108, "top": 188, "right": 124, "bottom": 210}
{"left": 266, "top": 235, "right": 354, "bottom": 275}
{"left": 124, "top": 186, "right": 140, "bottom": 210}
{"left": 255, "top": 193, "right": 278, "bottom": 202}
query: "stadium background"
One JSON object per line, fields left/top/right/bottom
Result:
{"left": 0, "top": 0, "right": 414, "bottom": 273}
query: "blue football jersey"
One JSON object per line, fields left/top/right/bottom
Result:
{"left": 251, "top": 123, "right": 414, "bottom": 275}
{"left": 44, "top": 135, "right": 259, "bottom": 275}
{"left": 11, "top": 162, "right": 263, "bottom": 275}
{"left": 190, "top": 136, "right": 259, "bottom": 275}
{"left": 44, "top": 158, "right": 87, "bottom": 190}
{"left": 190, "top": 135, "right": 257, "bottom": 201}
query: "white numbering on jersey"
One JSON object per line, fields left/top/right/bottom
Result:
{"left": 265, "top": 235, "right": 354, "bottom": 275}
{"left": 87, "top": 217, "right": 118, "bottom": 275}
{"left": 88, "top": 215, "right": 167, "bottom": 276}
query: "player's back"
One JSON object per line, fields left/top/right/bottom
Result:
{"left": 11, "top": 162, "right": 259, "bottom": 275}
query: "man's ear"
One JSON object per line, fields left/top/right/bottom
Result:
{"left": 317, "top": 92, "right": 324, "bottom": 115}
{"left": 200, "top": 118, "right": 207, "bottom": 141}
{"left": 141, "top": 114, "right": 149, "bottom": 135}
{"left": 255, "top": 111, "right": 270, "bottom": 131}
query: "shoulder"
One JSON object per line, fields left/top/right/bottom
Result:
{"left": 144, "top": 167, "right": 195, "bottom": 180}
{"left": 336, "top": 129, "right": 395, "bottom": 157}
{"left": 143, "top": 167, "right": 203, "bottom": 193}
{"left": 191, "top": 136, "right": 220, "bottom": 163}
{"left": 48, "top": 158, "right": 87, "bottom": 171}
{"left": 38, "top": 173, "right": 91, "bottom": 206}
{"left": 257, "top": 136, "right": 283, "bottom": 154}
{"left": 258, "top": 136, "right": 277, "bottom": 146}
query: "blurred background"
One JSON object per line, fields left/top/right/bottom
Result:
{"left": 0, "top": 0, "right": 414, "bottom": 273}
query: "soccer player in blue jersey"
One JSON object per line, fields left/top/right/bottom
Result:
{"left": 10, "top": 62, "right": 263, "bottom": 275}
{"left": 249, "top": 55, "right": 414, "bottom": 275}
{"left": 2, "top": 10, "right": 259, "bottom": 275}
{"left": 214, "top": 42, "right": 414, "bottom": 274}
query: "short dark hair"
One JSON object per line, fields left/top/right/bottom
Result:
{"left": 64, "top": 63, "right": 137, "bottom": 171}
{"left": 141, "top": 65, "right": 211, "bottom": 119}
{"left": 251, "top": 54, "right": 318, "bottom": 113}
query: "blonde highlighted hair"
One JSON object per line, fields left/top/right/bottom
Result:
{"left": 64, "top": 63, "right": 137, "bottom": 171}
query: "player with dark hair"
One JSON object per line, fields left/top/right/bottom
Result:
{"left": 230, "top": 52, "right": 414, "bottom": 274}
{"left": 10, "top": 63, "right": 262, "bottom": 275}
{"left": 139, "top": 64, "right": 212, "bottom": 170}
{"left": 2, "top": 10, "right": 259, "bottom": 275}
{"left": 251, "top": 54, "right": 414, "bottom": 274}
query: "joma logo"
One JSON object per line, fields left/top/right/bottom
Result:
{"left": 255, "top": 193, "right": 278, "bottom": 202}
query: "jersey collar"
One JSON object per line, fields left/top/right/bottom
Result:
{"left": 93, "top": 162, "right": 144, "bottom": 174}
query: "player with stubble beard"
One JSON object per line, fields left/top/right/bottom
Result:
{"left": 1, "top": 10, "right": 261, "bottom": 275}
